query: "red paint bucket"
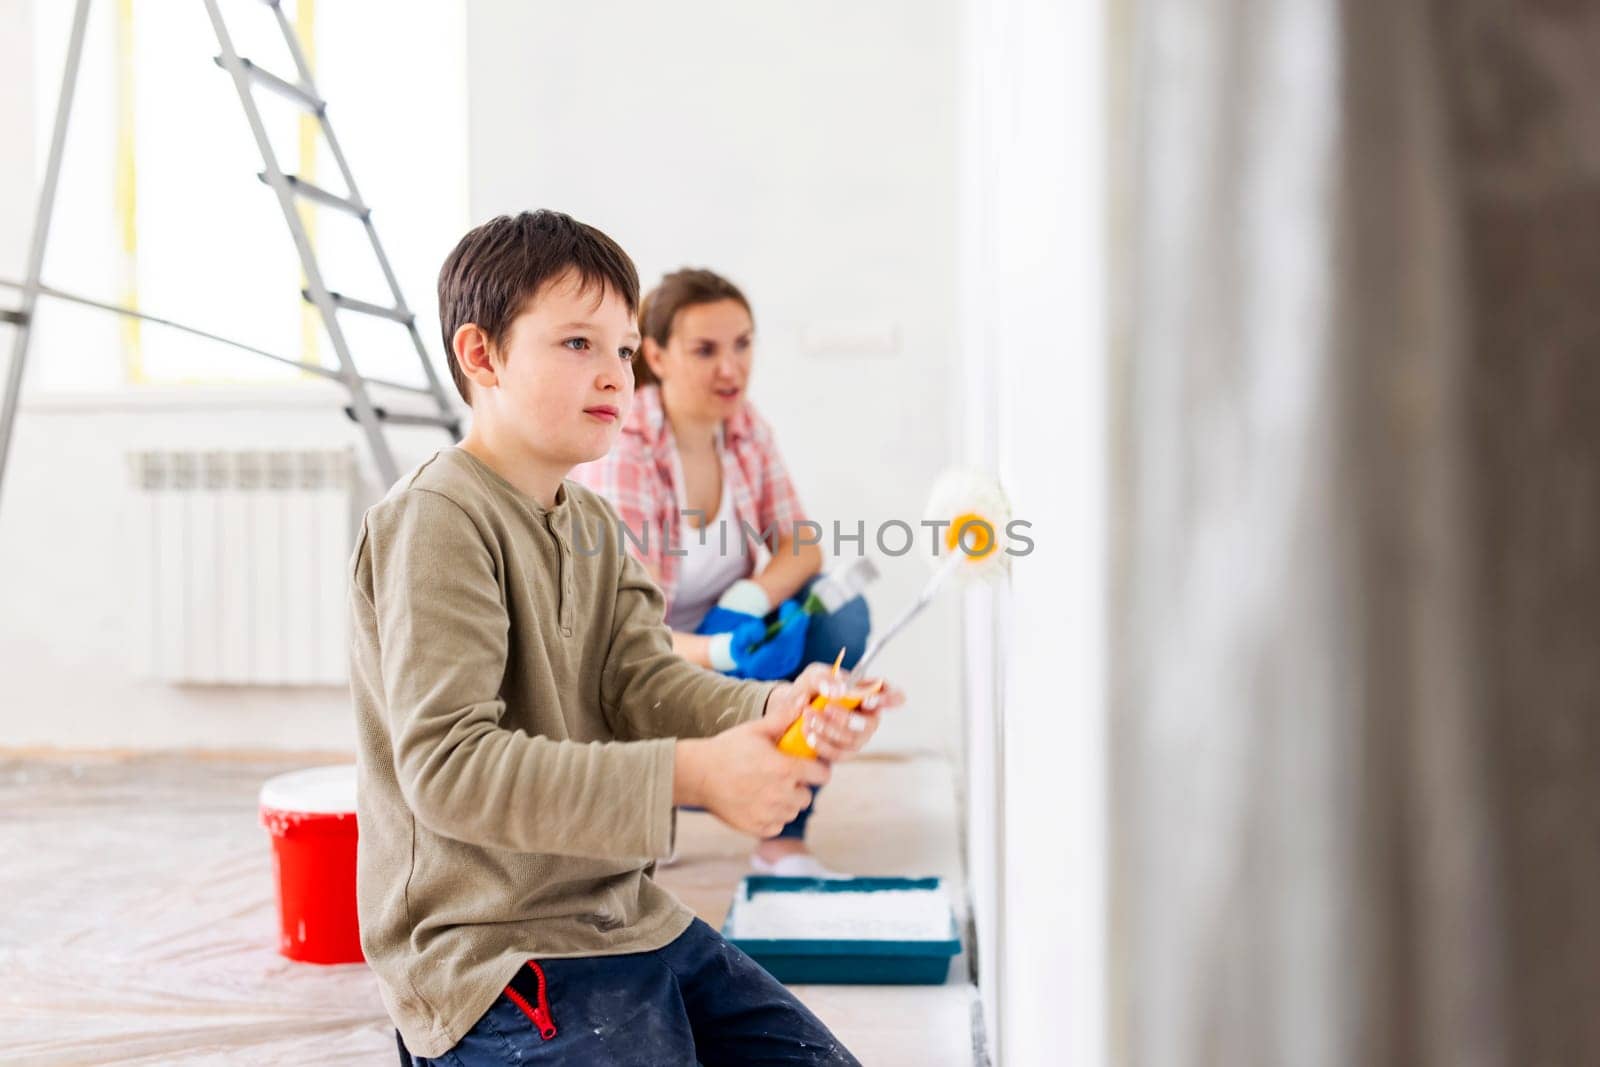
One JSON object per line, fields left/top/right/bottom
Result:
{"left": 259, "top": 765, "right": 363, "bottom": 965}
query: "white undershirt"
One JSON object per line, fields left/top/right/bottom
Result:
{"left": 666, "top": 466, "right": 751, "bottom": 632}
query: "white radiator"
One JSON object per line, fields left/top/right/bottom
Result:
{"left": 128, "top": 449, "right": 354, "bottom": 686}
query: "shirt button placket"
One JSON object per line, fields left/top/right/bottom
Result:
{"left": 562, "top": 550, "right": 574, "bottom": 637}
{"left": 560, "top": 533, "right": 576, "bottom": 638}
{"left": 547, "top": 516, "right": 574, "bottom": 638}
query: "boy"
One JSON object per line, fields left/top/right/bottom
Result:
{"left": 350, "top": 210, "right": 898, "bottom": 1065}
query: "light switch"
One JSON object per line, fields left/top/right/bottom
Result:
{"left": 799, "top": 321, "right": 901, "bottom": 357}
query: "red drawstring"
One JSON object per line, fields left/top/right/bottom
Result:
{"left": 504, "top": 961, "right": 558, "bottom": 1040}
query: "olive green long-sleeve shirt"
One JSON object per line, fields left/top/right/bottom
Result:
{"left": 349, "top": 446, "right": 772, "bottom": 1058}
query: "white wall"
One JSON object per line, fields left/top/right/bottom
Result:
{"left": 0, "top": 388, "right": 455, "bottom": 751}
{"left": 465, "top": 0, "right": 964, "bottom": 755}
{"left": 960, "top": 0, "right": 1109, "bottom": 1063}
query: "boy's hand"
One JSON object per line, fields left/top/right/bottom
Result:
{"left": 764, "top": 661, "right": 905, "bottom": 763}
{"left": 673, "top": 714, "right": 831, "bottom": 838}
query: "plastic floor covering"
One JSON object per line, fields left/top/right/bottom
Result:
{"left": 0, "top": 751, "right": 975, "bottom": 1066}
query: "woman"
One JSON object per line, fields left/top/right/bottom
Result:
{"left": 573, "top": 268, "right": 870, "bottom": 877}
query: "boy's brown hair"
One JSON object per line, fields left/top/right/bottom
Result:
{"left": 437, "top": 210, "right": 640, "bottom": 403}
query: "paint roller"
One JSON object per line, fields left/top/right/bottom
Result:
{"left": 777, "top": 468, "right": 1013, "bottom": 759}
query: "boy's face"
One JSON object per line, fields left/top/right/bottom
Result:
{"left": 471, "top": 270, "right": 639, "bottom": 471}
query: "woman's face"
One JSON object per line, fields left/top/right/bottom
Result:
{"left": 647, "top": 299, "right": 754, "bottom": 425}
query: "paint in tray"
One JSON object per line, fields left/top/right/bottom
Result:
{"left": 721, "top": 876, "right": 961, "bottom": 985}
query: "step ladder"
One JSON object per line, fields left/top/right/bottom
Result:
{"left": 205, "top": 0, "right": 462, "bottom": 481}
{"left": 0, "top": 0, "right": 461, "bottom": 505}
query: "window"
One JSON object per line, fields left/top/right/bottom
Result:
{"left": 27, "top": 1, "right": 466, "bottom": 391}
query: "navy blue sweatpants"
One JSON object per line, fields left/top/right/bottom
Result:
{"left": 401, "top": 918, "right": 860, "bottom": 1066}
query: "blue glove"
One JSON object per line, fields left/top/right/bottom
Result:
{"left": 696, "top": 578, "right": 771, "bottom": 640}
{"left": 731, "top": 601, "right": 810, "bottom": 680}
{"left": 705, "top": 614, "right": 769, "bottom": 674}
{"left": 697, "top": 604, "right": 760, "bottom": 639}
{"left": 704, "top": 600, "right": 811, "bottom": 679}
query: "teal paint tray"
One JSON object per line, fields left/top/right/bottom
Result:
{"left": 722, "top": 876, "right": 961, "bottom": 985}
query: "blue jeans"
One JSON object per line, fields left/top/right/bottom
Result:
{"left": 401, "top": 918, "right": 860, "bottom": 1066}
{"left": 777, "top": 579, "right": 871, "bottom": 840}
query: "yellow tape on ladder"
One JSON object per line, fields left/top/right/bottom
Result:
{"left": 115, "top": 0, "right": 142, "bottom": 382}
{"left": 295, "top": 0, "right": 320, "bottom": 375}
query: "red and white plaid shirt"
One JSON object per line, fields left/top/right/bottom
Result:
{"left": 571, "top": 384, "right": 809, "bottom": 613}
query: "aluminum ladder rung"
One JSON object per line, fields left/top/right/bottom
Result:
{"left": 344, "top": 404, "right": 460, "bottom": 432}
{"left": 203, "top": 0, "right": 460, "bottom": 486}
{"left": 214, "top": 55, "right": 323, "bottom": 113}
{"left": 304, "top": 289, "right": 411, "bottom": 324}
{"left": 356, "top": 375, "right": 445, "bottom": 399}
{"left": 3, "top": 0, "right": 464, "bottom": 507}
{"left": 262, "top": 173, "right": 367, "bottom": 218}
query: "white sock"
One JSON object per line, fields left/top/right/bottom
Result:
{"left": 750, "top": 853, "right": 849, "bottom": 879}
